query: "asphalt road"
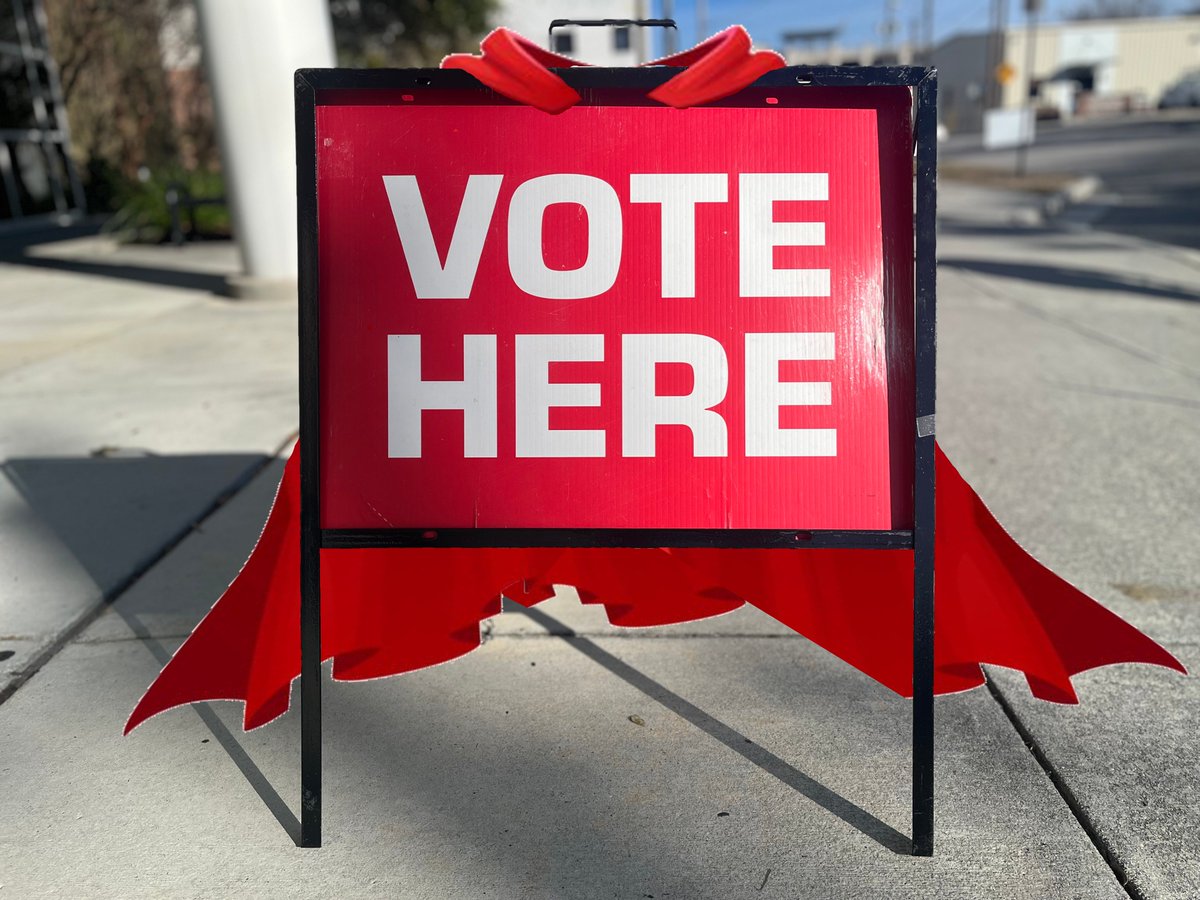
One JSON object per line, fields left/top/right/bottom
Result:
{"left": 943, "top": 110, "right": 1200, "bottom": 251}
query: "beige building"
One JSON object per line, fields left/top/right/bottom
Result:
{"left": 935, "top": 14, "right": 1200, "bottom": 133}
{"left": 780, "top": 28, "right": 920, "bottom": 67}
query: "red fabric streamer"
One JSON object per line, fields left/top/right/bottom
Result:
{"left": 125, "top": 444, "right": 1183, "bottom": 734}
{"left": 441, "top": 26, "right": 786, "bottom": 114}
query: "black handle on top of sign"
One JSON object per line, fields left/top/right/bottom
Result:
{"left": 293, "top": 65, "right": 938, "bottom": 856}
{"left": 548, "top": 18, "right": 678, "bottom": 55}
{"left": 548, "top": 18, "right": 678, "bottom": 33}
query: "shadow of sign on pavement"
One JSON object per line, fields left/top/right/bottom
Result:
{"left": 0, "top": 453, "right": 301, "bottom": 841}
{"left": 1, "top": 454, "right": 268, "bottom": 601}
{"left": 0, "top": 453, "right": 272, "bottom": 710}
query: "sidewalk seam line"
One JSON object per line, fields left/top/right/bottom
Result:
{"left": 0, "top": 437, "right": 294, "bottom": 709}
{"left": 985, "top": 677, "right": 1145, "bottom": 900}
{"left": 0, "top": 291, "right": 200, "bottom": 383}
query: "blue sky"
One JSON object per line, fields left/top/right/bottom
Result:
{"left": 653, "top": 0, "right": 1198, "bottom": 53}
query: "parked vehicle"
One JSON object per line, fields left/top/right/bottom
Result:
{"left": 1159, "top": 70, "right": 1200, "bottom": 108}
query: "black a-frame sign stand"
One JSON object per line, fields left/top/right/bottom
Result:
{"left": 295, "top": 65, "right": 937, "bottom": 854}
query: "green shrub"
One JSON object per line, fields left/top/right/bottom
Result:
{"left": 102, "top": 167, "right": 230, "bottom": 244}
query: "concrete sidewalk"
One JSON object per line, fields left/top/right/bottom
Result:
{"left": 0, "top": 192, "right": 1197, "bottom": 897}
{"left": 937, "top": 182, "right": 1200, "bottom": 900}
{"left": 0, "top": 235, "right": 295, "bottom": 700}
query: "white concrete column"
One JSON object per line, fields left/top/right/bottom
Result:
{"left": 195, "top": 0, "right": 336, "bottom": 295}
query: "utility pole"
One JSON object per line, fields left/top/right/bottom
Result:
{"left": 662, "top": 0, "right": 677, "bottom": 54}
{"left": 1015, "top": 0, "right": 1041, "bottom": 176}
{"left": 983, "top": 0, "right": 1010, "bottom": 110}
{"left": 922, "top": 0, "right": 934, "bottom": 61}
{"left": 696, "top": 0, "right": 708, "bottom": 45}
{"left": 880, "top": 0, "right": 899, "bottom": 52}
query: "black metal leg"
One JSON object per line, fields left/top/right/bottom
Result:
{"left": 911, "top": 496, "right": 935, "bottom": 856}
{"left": 300, "top": 532, "right": 322, "bottom": 847}
{"left": 296, "top": 69, "right": 322, "bottom": 849}
{"left": 911, "top": 70, "right": 939, "bottom": 858}
{"left": 912, "top": 68, "right": 940, "bottom": 859}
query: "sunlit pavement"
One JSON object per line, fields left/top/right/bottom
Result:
{"left": 0, "top": 185, "right": 1197, "bottom": 896}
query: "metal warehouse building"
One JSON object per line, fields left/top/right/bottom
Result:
{"left": 934, "top": 14, "right": 1200, "bottom": 133}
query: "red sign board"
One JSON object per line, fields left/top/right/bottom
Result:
{"left": 316, "top": 93, "right": 913, "bottom": 531}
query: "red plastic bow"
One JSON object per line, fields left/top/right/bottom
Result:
{"left": 441, "top": 26, "right": 786, "bottom": 113}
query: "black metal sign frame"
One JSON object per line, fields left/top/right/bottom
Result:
{"left": 295, "top": 64, "right": 937, "bottom": 854}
